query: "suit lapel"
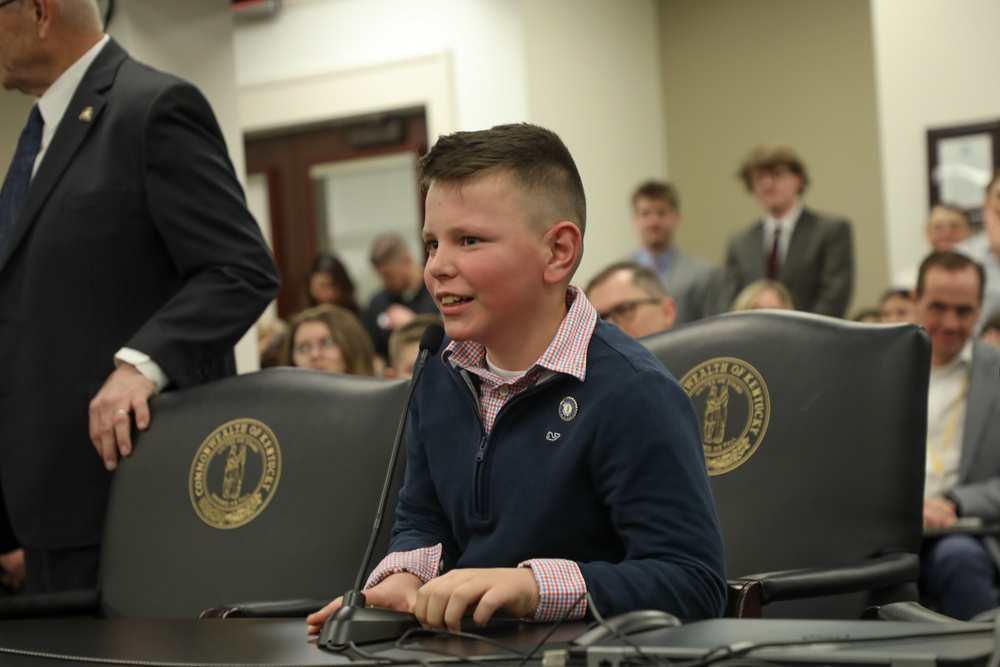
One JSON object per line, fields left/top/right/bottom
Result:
{"left": 0, "top": 40, "right": 126, "bottom": 273}
{"left": 745, "top": 222, "right": 766, "bottom": 281}
{"left": 960, "top": 343, "right": 998, "bottom": 480}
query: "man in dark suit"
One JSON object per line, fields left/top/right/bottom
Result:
{"left": 0, "top": 0, "right": 280, "bottom": 592}
{"left": 721, "top": 144, "right": 853, "bottom": 316}
{"left": 915, "top": 251, "right": 1000, "bottom": 620}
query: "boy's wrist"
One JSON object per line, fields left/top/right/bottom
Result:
{"left": 518, "top": 558, "right": 587, "bottom": 622}
{"left": 366, "top": 544, "right": 443, "bottom": 589}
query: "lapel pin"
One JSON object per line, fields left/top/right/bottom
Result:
{"left": 79, "top": 106, "right": 94, "bottom": 122}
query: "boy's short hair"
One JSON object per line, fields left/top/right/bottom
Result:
{"left": 585, "top": 261, "right": 669, "bottom": 300}
{"left": 915, "top": 250, "right": 985, "bottom": 301}
{"left": 388, "top": 314, "right": 444, "bottom": 369}
{"left": 631, "top": 180, "right": 680, "bottom": 211}
{"left": 738, "top": 143, "right": 810, "bottom": 194}
{"left": 418, "top": 123, "right": 587, "bottom": 239}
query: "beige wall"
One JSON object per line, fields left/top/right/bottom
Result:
{"left": 519, "top": 0, "right": 668, "bottom": 285}
{"left": 659, "top": 0, "right": 886, "bottom": 315}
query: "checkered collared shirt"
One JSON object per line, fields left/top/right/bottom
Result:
{"left": 366, "top": 287, "right": 596, "bottom": 622}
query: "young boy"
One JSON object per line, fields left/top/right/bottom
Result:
{"left": 308, "top": 124, "right": 726, "bottom": 633}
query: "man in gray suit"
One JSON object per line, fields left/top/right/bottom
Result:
{"left": 721, "top": 144, "right": 853, "bottom": 316}
{"left": 915, "top": 251, "right": 1000, "bottom": 620}
{"left": 629, "top": 181, "right": 720, "bottom": 325}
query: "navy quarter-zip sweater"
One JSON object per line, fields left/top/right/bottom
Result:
{"left": 390, "top": 319, "right": 727, "bottom": 619}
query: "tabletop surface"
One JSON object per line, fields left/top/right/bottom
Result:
{"left": 0, "top": 617, "right": 587, "bottom": 667}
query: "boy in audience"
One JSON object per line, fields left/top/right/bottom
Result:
{"left": 386, "top": 315, "right": 444, "bottom": 379}
{"left": 308, "top": 123, "right": 726, "bottom": 632}
{"left": 721, "top": 143, "right": 853, "bottom": 317}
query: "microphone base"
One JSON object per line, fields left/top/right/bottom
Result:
{"left": 318, "top": 604, "right": 421, "bottom": 650}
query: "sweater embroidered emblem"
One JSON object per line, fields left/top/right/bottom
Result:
{"left": 558, "top": 396, "right": 578, "bottom": 422}
{"left": 679, "top": 357, "right": 770, "bottom": 476}
{"left": 546, "top": 431, "right": 561, "bottom": 442}
{"left": 189, "top": 418, "right": 282, "bottom": 529}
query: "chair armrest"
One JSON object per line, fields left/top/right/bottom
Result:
{"left": 0, "top": 588, "right": 100, "bottom": 620}
{"left": 862, "top": 601, "right": 962, "bottom": 623}
{"left": 735, "top": 552, "right": 919, "bottom": 606}
{"left": 200, "top": 598, "right": 330, "bottom": 619}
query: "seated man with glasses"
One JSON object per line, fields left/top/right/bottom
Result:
{"left": 585, "top": 261, "right": 676, "bottom": 339}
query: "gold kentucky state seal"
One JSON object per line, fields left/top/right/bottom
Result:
{"left": 189, "top": 418, "right": 281, "bottom": 529}
{"left": 679, "top": 357, "right": 770, "bottom": 476}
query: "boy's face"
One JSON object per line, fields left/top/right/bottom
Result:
{"left": 422, "top": 176, "right": 552, "bottom": 358}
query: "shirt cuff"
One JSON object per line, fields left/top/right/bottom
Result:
{"left": 115, "top": 348, "right": 169, "bottom": 393}
{"left": 365, "top": 544, "right": 442, "bottom": 589}
{"left": 518, "top": 558, "right": 587, "bottom": 622}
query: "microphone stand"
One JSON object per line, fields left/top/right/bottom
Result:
{"left": 319, "top": 326, "right": 444, "bottom": 650}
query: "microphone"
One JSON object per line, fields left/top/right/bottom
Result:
{"left": 319, "top": 324, "right": 445, "bottom": 650}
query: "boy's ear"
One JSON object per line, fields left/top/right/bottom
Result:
{"left": 542, "top": 221, "right": 582, "bottom": 286}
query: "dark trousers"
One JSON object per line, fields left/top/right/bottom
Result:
{"left": 920, "top": 534, "right": 998, "bottom": 620}
{"left": 23, "top": 545, "right": 100, "bottom": 594}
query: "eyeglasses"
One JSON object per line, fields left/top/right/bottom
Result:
{"left": 294, "top": 336, "right": 339, "bottom": 357}
{"left": 598, "top": 298, "right": 661, "bottom": 323}
{"left": 0, "top": 0, "right": 21, "bottom": 9}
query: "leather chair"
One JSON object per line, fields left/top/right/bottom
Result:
{"left": 0, "top": 368, "right": 409, "bottom": 618}
{"left": 640, "top": 310, "right": 930, "bottom": 619}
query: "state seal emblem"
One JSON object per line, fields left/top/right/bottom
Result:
{"left": 189, "top": 418, "right": 281, "bottom": 529}
{"left": 678, "top": 357, "right": 770, "bottom": 476}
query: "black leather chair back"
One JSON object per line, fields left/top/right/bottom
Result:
{"left": 98, "top": 368, "right": 409, "bottom": 618}
{"left": 641, "top": 310, "right": 929, "bottom": 618}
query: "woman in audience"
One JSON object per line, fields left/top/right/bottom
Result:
{"left": 283, "top": 305, "right": 376, "bottom": 376}
{"left": 305, "top": 253, "right": 361, "bottom": 315}
{"left": 730, "top": 279, "right": 795, "bottom": 311}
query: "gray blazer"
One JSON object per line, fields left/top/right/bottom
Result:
{"left": 952, "top": 341, "right": 1000, "bottom": 521}
{"left": 721, "top": 208, "right": 853, "bottom": 317}
{"left": 666, "top": 249, "right": 721, "bottom": 325}
{"left": 632, "top": 247, "right": 721, "bottom": 325}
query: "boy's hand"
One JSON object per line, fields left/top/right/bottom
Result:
{"left": 414, "top": 568, "right": 540, "bottom": 631}
{"left": 306, "top": 572, "right": 423, "bottom": 635}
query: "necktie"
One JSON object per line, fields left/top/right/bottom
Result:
{"left": 767, "top": 226, "right": 781, "bottom": 280}
{"left": 0, "top": 105, "right": 44, "bottom": 258}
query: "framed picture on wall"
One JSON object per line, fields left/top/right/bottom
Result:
{"left": 927, "top": 119, "right": 1000, "bottom": 228}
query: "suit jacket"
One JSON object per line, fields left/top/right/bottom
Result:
{"left": 721, "top": 208, "right": 853, "bottom": 317}
{"left": 665, "top": 249, "right": 721, "bottom": 325}
{"left": 951, "top": 342, "right": 1000, "bottom": 522}
{"left": 0, "top": 40, "right": 280, "bottom": 549}
{"left": 632, "top": 247, "right": 720, "bottom": 325}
